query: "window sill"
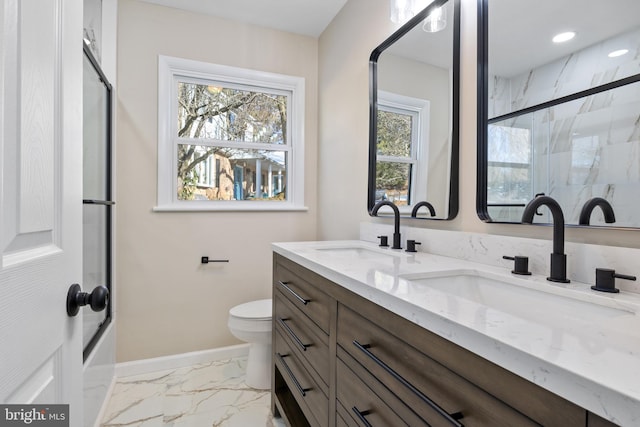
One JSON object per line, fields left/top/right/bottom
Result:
{"left": 153, "top": 203, "right": 309, "bottom": 213}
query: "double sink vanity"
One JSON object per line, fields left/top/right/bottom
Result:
{"left": 274, "top": 0, "right": 640, "bottom": 424}
{"left": 271, "top": 240, "right": 640, "bottom": 426}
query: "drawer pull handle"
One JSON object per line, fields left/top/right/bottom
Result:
{"left": 277, "top": 317, "right": 310, "bottom": 351}
{"left": 353, "top": 340, "right": 464, "bottom": 427}
{"left": 352, "top": 407, "right": 373, "bottom": 427}
{"left": 276, "top": 353, "right": 311, "bottom": 397}
{"left": 278, "top": 281, "right": 310, "bottom": 305}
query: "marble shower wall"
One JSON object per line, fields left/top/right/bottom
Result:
{"left": 487, "top": 28, "right": 640, "bottom": 226}
{"left": 489, "top": 28, "right": 640, "bottom": 117}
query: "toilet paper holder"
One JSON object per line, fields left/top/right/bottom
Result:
{"left": 201, "top": 256, "right": 229, "bottom": 264}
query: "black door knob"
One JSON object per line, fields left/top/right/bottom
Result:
{"left": 66, "top": 284, "right": 109, "bottom": 317}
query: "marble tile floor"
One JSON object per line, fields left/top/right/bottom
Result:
{"left": 100, "top": 357, "right": 285, "bottom": 427}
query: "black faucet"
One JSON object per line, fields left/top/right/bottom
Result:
{"left": 521, "top": 195, "right": 570, "bottom": 283}
{"left": 411, "top": 201, "right": 436, "bottom": 218}
{"left": 578, "top": 197, "right": 615, "bottom": 225}
{"left": 371, "top": 200, "right": 402, "bottom": 249}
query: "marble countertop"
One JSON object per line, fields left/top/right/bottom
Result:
{"left": 273, "top": 240, "right": 640, "bottom": 426}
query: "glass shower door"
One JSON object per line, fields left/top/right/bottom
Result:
{"left": 82, "top": 43, "right": 113, "bottom": 360}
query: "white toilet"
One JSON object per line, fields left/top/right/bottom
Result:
{"left": 228, "top": 298, "right": 273, "bottom": 389}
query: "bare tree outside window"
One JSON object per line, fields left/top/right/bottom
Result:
{"left": 176, "top": 82, "right": 288, "bottom": 201}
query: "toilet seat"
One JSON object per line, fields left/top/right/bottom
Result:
{"left": 229, "top": 298, "right": 272, "bottom": 321}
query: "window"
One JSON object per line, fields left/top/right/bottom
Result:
{"left": 376, "top": 91, "right": 429, "bottom": 208}
{"left": 156, "top": 56, "right": 306, "bottom": 211}
{"left": 486, "top": 123, "right": 533, "bottom": 221}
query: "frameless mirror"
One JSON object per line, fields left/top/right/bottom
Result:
{"left": 368, "top": 0, "right": 459, "bottom": 219}
{"left": 478, "top": 0, "right": 640, "bottom": 228}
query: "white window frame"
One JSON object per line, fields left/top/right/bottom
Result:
{"left": 377, "top": 90, "right": 430, "bottom": 214}
{"left": 155, "top": 55, "right": 306, "bottom": 211}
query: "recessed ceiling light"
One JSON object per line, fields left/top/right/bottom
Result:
{"left": 608, "top": 49, "right": 629, "bottom": 58}
{"left": 552, "top": 32, "right": 576, "bottom": 43}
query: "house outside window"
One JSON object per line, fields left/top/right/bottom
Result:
{"left": 156, "top": 56, "right": 306, "bottom": 211}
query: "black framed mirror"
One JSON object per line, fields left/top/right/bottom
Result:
{"left": 368, "top": 0, "right": 460, "bottom": 220}
{"left": 478, "top": 0, "right": 640, "bottom": 229}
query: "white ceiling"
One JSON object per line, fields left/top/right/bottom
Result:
{"left": 490, "top": 0, "right": 640, "bottom": 77}
{"left": 138, "top": 0, "right": 640, "bottom": 76}
{"left": 138, "top": 0, "right": 348, "bottom": 37}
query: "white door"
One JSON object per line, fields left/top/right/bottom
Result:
{"left": 0, "top": 0, "right": 84, "bottom": 424}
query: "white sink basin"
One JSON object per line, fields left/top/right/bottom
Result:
{"left": 402, "top": 270, "right": 635, "bottom": 321}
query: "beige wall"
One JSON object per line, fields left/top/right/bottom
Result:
{"left": 116, "top": 0, "right": 318, "bottom": 362}
{"left": 318, "top": 0, "right": 640, "bottom": 249}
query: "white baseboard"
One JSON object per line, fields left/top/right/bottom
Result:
{"left": 114, "top": 344, "right": 250, "bottom": 378}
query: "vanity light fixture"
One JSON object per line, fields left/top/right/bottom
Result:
{"left": 390, "top": 0, "right": 431, "bottom": 24}
{"left": 552, "top": 31, "right": 576, "bottom": 43}
{"left": 422, "top": 6, "right": 446, "bottom": 32}
{"left": 390, "top": 0, "right": 416, "bottom": 24}
{"left": 608, "top": 49, "right": 629, "bottom": 58}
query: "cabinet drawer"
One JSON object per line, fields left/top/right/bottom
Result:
{"left": 274, "top": 292, "right": 330, "bottom": 390}
{"left": 342, "top": 293, "right": 585, "bottom": 426}
{"left": 274, "top": 257, "right": 331, "bottom": 334}
{"left": 275, "top": 329, "right": 328, "bottom": 427}
{"left": 338, "top": 304, "right": 539, "bottom": 427}
{"left": 336, "top": 357, "right": 416, "bottom": 427}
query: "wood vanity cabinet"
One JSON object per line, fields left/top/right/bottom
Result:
{"left": 271, "top": 253, "right": 620, "bottom": 427}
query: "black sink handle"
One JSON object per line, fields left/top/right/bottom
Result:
{"left": 591, "top": 268, "right": 637, "bottom": 293}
